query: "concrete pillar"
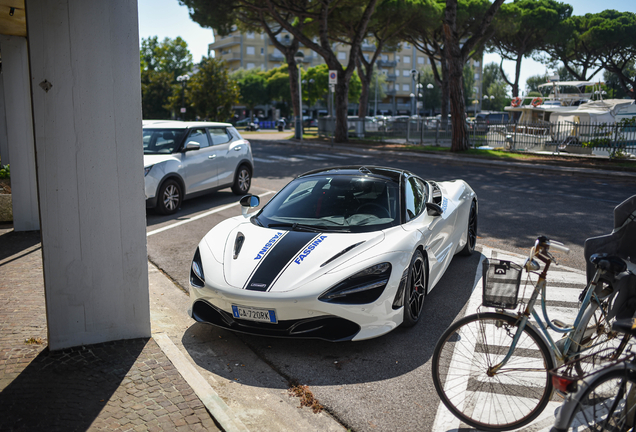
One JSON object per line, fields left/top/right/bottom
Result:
{"left": 0, "top": 73, "right": 8, "bottom": 165}
{"left": 0, "top": 36, "right": 40, "bottom": 231}
{"left": 26, "top": 0, "right": 150, "bottom": 350}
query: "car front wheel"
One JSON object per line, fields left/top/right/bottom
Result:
{"left": 402, "top": 250, "right": 427, "bottom": 327}
{"left": 458, "top": 200, "right": 477, "bottom": 256}
{"left": 157, "top": 179, "right": 182, "bottom": 215}
{"left": 231, "top": 165, "right": 251, "bottom": 195}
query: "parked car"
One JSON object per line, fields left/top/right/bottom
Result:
{"left": 187, "top": 166, "right": 478, "bottom": 341}
{"left": 474, "top": 112, "right": 510, "bottom": 133}
{"left": 143, "top": 121, "right": 254, "bottom": 215}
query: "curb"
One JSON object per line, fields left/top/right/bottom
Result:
{"left": 250, "top": 138, "right": 636, "bottom": 182}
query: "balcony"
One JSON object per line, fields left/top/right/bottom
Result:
{"left": 209, "top": 35, "right": 242, "bottom": 50}
{"left": 385, "top": 74, "right": 397, "bottom": 82}
{"left": 269, "top": 53, "right": 285, "bottom": 61}
{"left": 377, "top": 60, "right": 397, "bottom": 67}
{"left": 386, "top": 89, "right": 397, "bottom": 96}
{"left": 361, "top": 43, "right": 376, "bottom": 52}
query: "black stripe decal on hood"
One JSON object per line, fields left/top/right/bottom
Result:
{"left": 244, "top": 231, "right": 319, "bottom": 291}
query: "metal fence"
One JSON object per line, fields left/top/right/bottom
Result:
{"left": 318, "top": 117, "right": 636, "bottom": 157}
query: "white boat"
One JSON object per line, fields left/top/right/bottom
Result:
{"left": 485, "top": 81, "right": 635, "bottom": 154}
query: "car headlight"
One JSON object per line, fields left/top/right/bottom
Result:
{"left": 144, "top": 165, "right": 153, "bottom": 176}
{"left": 190, "top": 248, "right": 205, "bottom": 288}
{"left": 318, "top": 263, "right": 391, "bottom": 305}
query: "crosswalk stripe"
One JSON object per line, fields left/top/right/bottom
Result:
{"left": 336, "top": 152, "right": 372, "bottom": 158}
{"left": 268, "top": 155, "right": 305, "bottom": 162}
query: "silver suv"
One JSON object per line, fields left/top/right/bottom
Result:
{"left": 143, "top": 121, "right": 254, "bottom": 215}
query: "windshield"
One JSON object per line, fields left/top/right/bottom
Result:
{"left": 254, "top": 175, "right": 400, "bottom": 233}
{"left": 143, "top": 129, "right": 186, "bottom": 154}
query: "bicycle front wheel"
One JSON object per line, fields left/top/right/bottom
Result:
{"left": 432, "top": 312, "right": 555, "bottom": 431}
{"left": 558, "top": 366, "right": 636, "bottom": 431}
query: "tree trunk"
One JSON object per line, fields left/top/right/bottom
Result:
{"left": 357, "top": 70, "right": 372, "bottom": 118}
{"left": 512, "top": 55, "right": 522, "bottom": 98}
{"left": 334, "top": 75, "right": 350, "bottom": 142}
{"left": 440, "top": 58, "right": 450, "bottom": 128}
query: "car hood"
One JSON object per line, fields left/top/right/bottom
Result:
{"left": 143, "top": 154, "right": 179, "bottom": 167}
{"left": 205, "top": 221, "right": 385, "bottom": 293}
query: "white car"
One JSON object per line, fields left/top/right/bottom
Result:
{"left": 188, "top": 166, "right": 477, "bottom": 341}
{"left": 143, "top": 121, "right": 254, "bottom": 214}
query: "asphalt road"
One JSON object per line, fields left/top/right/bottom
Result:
{"left": 145, "top": 140, "right": 635, "bottom": 432}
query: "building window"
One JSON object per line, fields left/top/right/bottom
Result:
{"left": 396, "top": 55, "right": 400, "bottom": 62}
{"left": 338, "top": 51, "right": 346, "bottom": 60}
{"left": 363, "top": 53, "right": 370, "bottom": 61}
{"left": 418, "top": 56, "right": 425, "bottom": 64}
{"left": 246, "top": 46, "right": 255, "bottom": 55}
{"left": 382, "top": 54, "right": 388, "bottom": 61}
{"left": 221, "top": 48, "right": 231, "bottom": 55}
{"left": 403, "top": 56, "right": 410, "bottom": 64}
{"left": 405, "top": 43, "right": 410, "bottom": 49}
{"left": 474, "top": 72, "right": 479, "bottom": 80}
{"left": 403, "top": 70, "right": 409, "bottom": 77}
{"left": 402, "top": 84, "right": 410, "bottom": 91}
{"left": 247, "top": 32, "right": 255, "bottom": 39}
{"left": 247, "top": 63, "right": 255, "bottom": 69}
{"left": 261, "top": 48, "right": 264, "bottom": 55}
{"left": 474, "top": 60, "right": 480, "bottom": 67}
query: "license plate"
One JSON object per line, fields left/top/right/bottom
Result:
{"left": 231, "top": 305, "right": 277, "bottom": 323}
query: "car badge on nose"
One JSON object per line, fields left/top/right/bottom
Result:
{"left": 250, "top": 283, "right": 267, "bottom": 289}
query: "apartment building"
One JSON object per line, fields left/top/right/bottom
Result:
{"left": 208, "top": 29, "right": 484, "bottom": 116}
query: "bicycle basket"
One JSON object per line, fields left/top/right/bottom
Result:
{"left": 482, "top": 259, "right": 523, "bottom": 309}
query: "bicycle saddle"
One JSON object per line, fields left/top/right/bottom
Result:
{"left": 590, "top": 253, "right": 627, "bottom": 274}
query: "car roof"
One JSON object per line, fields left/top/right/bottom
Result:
{"left": 143, "top": 120, "right": 232, "bottom": 129}
{"left": 298, "top": 166, "right": 406, "bottom": 183}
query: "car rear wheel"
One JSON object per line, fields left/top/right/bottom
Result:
{"left": 458, "top": 200, "right": 477, "bottom": 256}
{"left": 402, "top": 250, "right": 427, "bottom": 327}
{"left": 231, "top": 165, "right": 251, "bottom": 195}
{"left": 157, "top": 179, "right": 182, "bottom": 215}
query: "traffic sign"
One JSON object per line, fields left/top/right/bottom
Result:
{"left": 329, "top": 70, "right": 337, "bottom": 85}
{"left": 180, "top": 107, "right": 186, "bottom": 113}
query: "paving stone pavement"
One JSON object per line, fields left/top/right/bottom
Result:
{"left": 0, "top": 228, "right": 220, "bottom": 432}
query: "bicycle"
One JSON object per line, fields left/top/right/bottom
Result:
{"left": 551, "top": 315, "right": 636, "bottom": 431}
{"left": 431, "top": 236, "right": 632, "bottom": 431}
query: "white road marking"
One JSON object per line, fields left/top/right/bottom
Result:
{"left": 315, "top": 153, "right": 349, "bottom": 159}
{"left": 147, "top": 191, "right": 276, "bottom": 237}
{"left": 432, "top": 247, "right": 589, "bottom": 432}
{"left": 336, "top": 152, "right": 372, "bottom": 158}
{"left": 253, "top": 157, "right": 277, "bottom": 163}
{"left": 293, "top": 154, "right": 326, "bottom": 160}
{"left": 268, "top": 155, "right": 305, "bottom": 162}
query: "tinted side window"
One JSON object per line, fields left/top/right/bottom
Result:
{"left": 405, "top": 177, "right": 425, "bottom": 221}
{"left": 186, "top": 128, "right": 210, "bottom": 148}
{"left": 209, "top": 128, "right": 232, "bottom": 145}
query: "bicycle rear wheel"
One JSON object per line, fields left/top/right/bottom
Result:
{"left": 559, "top": 367, "right": 636, "bottom": 431}
{"left": 432, "top": 312, "right": 554, "bottom": 431}
{"left": 570, "top": 299, "right": 631, "bottom": 377}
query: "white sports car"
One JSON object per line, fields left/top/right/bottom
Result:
{"left": 188, "top": 166, "right": 478, "bottom": 341}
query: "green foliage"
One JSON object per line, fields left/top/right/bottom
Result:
{"left": 140, "top": 36, "right": 193, "bottom": 78}
{"left": 582, "top": 118, "right": 636, "bottom": 159}
{"left": 0, "top": 164, "right": 9, "bottom": 179}
{"left": 141, "top": 70, "right": 174, "bottom": 119}
{"left": 419, "top": 67, "right": 440, "bottom": 114}
{"left": 187, "top": 57, "right": 240, "bottom": 121}
{"left": 463, "top": 65, "right": 476, "bottom": 107}
{"left": 231, "top": 69, "right": 269, "bottom": 112}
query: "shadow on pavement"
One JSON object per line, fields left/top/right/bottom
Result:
{"left": 0, "top": 227, "right": 41, "bottom": 262}
{"left": 180, "top": 251, "right": 483, "bottom": 388}
{"left": 0, "top": 339, "right": 146, "bottom": 431}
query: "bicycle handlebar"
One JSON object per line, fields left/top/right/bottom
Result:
{"left": 546, "top": 240, "right": 570, "bottom": 254}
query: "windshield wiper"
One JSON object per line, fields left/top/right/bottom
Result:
{"left": 267, "top": 222, "right": 322, "bottom": 232}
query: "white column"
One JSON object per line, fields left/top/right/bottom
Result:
{"left": 0, "top": 72, "right": 8, "bottom": 165}
{"left": 0, "top": 35, "right": 40, "bottom": 231}
{"left": 26, "top": 0, "right": 150, "bottom": 350}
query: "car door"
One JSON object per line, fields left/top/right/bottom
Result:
{"left": 209, "top": 127, "right": 244, "bottom": 187}
{"left": 182, "top": 128, "right": 217, "bottom": 194}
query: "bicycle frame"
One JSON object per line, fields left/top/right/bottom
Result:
{"left": 488, "top": 249, "right": 609, "bottom": 375}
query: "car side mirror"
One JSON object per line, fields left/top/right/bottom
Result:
{"left": 184, "top": 141, "right": 200, "bottom": 151}
{"left": 426, "top": 202, "right": 443, "bottom": 217}
{"left": 240, "top": 194, "right": 260, "bottom": 216}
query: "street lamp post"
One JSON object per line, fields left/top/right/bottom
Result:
{"left": 176, "top": 74, "right": 190, "bottom": 120}
{"left": 426, "top": 83, "right": 434, "bottom": 116}
{"left": 416, "top": 83, "right": 423, "bottom": 116}
{"left": 294, "top": 51, "right": 304, "bottom": 141}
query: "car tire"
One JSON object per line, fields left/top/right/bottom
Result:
{"left": 157, "top": 179, "right": 182, "bottom": 215}
{"left": 231, "top": 165, "right": 251, "bottom": 195}
{"left": 458, "top": 200, "right": 477, "bottom": 256}
{"left": 402, "top": 250, "right": 427, "bottom": 328}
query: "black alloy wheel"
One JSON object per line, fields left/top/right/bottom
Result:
{"left": 459, "top": 200, "right": 477, "bottom": 256}
{"left": 157, "top": 179, "right": 182, "bottom": 215}
{"left": 402, "top": 250, "right": 427, "bottom": 327}
{"left": 232, "top": 165, "right": 251, "bottom": 195}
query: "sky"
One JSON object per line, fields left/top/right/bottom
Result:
{"left": 138, "top": 0, "right": 636, "bottom": 96}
